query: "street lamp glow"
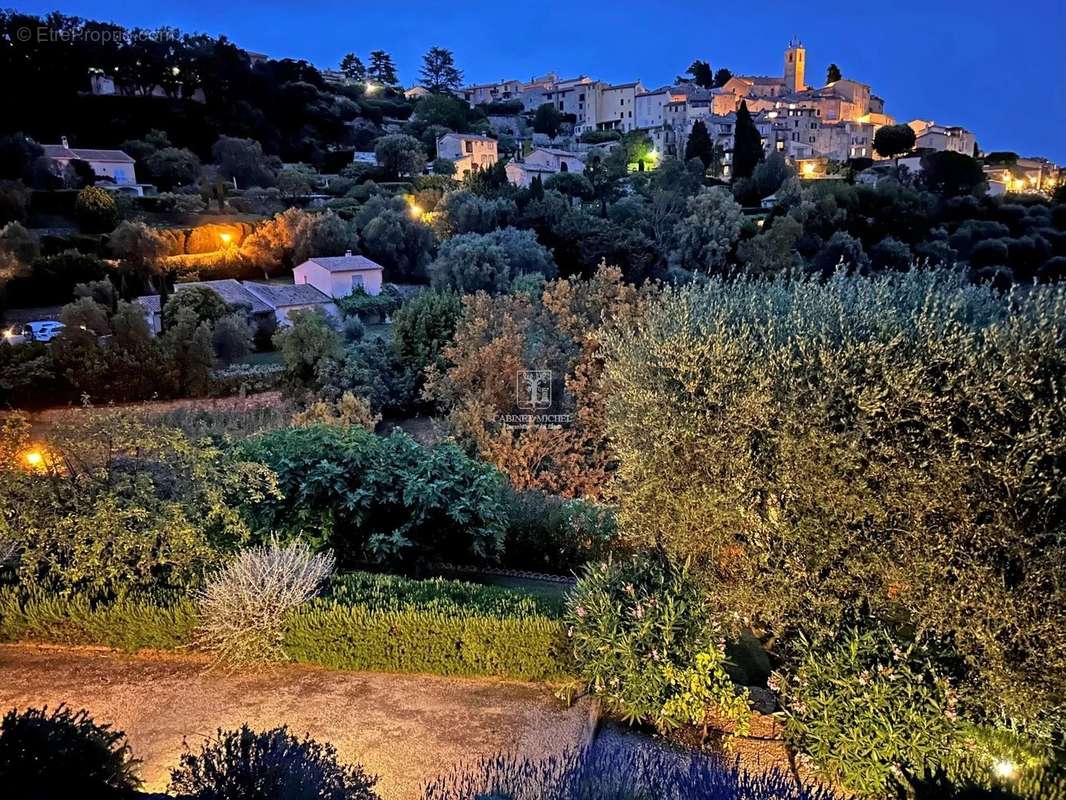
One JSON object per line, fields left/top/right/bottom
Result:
{"left": 409, "top": 204, "right": 423, "bottom": 219}
{"left": 993, "top": 759, "right": 1017, "bottom": 780}
{"left": 219, "top": 232, "right": 232, "bottom": 245}
{"left": 23, "top": 450, "right": 43, "bottom": 468}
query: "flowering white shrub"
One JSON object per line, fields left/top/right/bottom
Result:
{"left": 196, "top": 539, "right": 334, "bottom": 665}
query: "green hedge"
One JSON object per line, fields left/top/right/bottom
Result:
{"left": 0, "top": 590, "right": 197, "bottom": 651}
{"left": 284, "top": 603, "right": 568, "bottom": 680}
{"left": 0, "top": 576, "right": 570, "bottom": 682}
{"left": 325, "top": 571, "right": 564, "bottom": 618}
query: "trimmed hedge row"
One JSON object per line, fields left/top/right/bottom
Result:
{"left": 325, "top": 572, "right": 564, "bottom": 618}
{"left": 285, "top": 602, "right": 569, "bottom": 681}
{"left": 0, "top": 585, "right": 570, "bottom": 682}
{"left": 0, "top": 590, "right": 197, "bottom": 651}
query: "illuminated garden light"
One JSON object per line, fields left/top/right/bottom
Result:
{"left": 23, "top": 450, "right": 44, "bottom": 469}
{"left": 993, "top": 759, "right": 1017, "bottom": 780}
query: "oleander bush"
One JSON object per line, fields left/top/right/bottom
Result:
{"left": 566, "top": 555, "right": 749, "bottom": 733}
{"left": 195, "top": 539, "right": 335, "bottom": 665}
{"left": 781, "top": 627, "right": 1066, "bottom": 799}
{"left": 422, "top": 736, "right": 839, "bottom": 800}
{"left": 0, "top": 705, "right": 141, "bottom": 799}
{"left": 779, "top": 627, "right": 960, "bottom": 796}
{"left": 169, "top": 725, "right": 379, "bottom": 800}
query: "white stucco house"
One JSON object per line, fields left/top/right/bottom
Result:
{"left": 506, "top": 147, "right": 586, "bottom": 186}
{"left": 524, "top": 147, "right": 586, "bottom": 174}
{"left": 293, "top": 252, "right": 384, "bottom": 298}
{"left": 505, "top": 160, "right": 558, "bottom": 187}
{"left": 436, "top": 132, "right": 499, "bottom": 177}
{"left": 41, "top": 137, "right": 137, "bottom": 185}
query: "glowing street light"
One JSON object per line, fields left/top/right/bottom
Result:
{"left": 23, "top": 450, "right": 44, "bottom": 469}
{"left": 802, "top": 162, "right": 817, "bottom": 177}
{"left": 408, "top": 203, "right": 423, "bottom": 219}
{"left": 219, "top": 232, "right": 233, "bottom": 245}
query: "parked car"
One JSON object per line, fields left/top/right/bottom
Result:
{"left": 2, "top": 326, "right": 28, "bottom": 345}
{"left": 23, "top": 321, "right": 65, "bottom": 342}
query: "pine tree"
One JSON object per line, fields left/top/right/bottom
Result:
{"left": 419, "top": 47, "right": 463, "bottom": 95}
{"left": 340, "top": 53, "right": 366, "bottom": 82}
{"left": 826, "top": 63, "right": 842, "bottom": 83}
{"left": 685, "top": 120, "right": 715, "bottom": 170}
{"left": 731, "top": 101, "right": 764, "bottom": 180}
{"left": 367, "top": 51, "right": 398, "bottom": 86}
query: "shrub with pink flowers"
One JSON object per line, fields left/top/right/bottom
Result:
{"left": 565, "top": 554, "right": 749, "bottom": 733}
{"left": 778, "top": 627, "right": 1064, "bottom": 798}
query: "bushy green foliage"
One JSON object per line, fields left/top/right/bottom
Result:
{"left": 0, "top": 705, "right": 141, "bottom": 799}
{"left": 429, "top": 227, "right": 557, "bottom": 293}
{"left": 0, "top": 410, "right": 277, "bottom": 599}
{"left": 390, "top": 288, "right": 462, "bottom": 384}
{"left": 168, "top": 725, "right": 379, "bottom": 800}
{"left": 240, "top": 425, "right": 507, "bottom": 566}
{"left": 335, "top": 284, "right": 403, "bottom": 321}
{"left": 566, "top": 555, "right": 749, "bottom": 732}
{"left": 74, "top": 186, "right": 118, "bottom": 233}
{"left": 163, "top": 286, "right": 229, "bottom": 329}
{"left": 501, "top": 490, "right": 618, "bottom": 574}
{"left": 0, "top": 588, "right": 197, "bottom": 651}
{"left": 602, "top": 271, "right": 1066, "bottom": 730}
{"left": 669, "top": 187, "right": 744, "bottom": 273}
{"left": 274, "top": 307, "right": 343, "bottom": 388}
{"left": 315, "top": 337, "right": 419, "bottom": 414}
{"left": 781, "top": 628, "right": 1066, "bottom": 799}
{"left": 780, "top": 628, "right": 959, "bottom": 796}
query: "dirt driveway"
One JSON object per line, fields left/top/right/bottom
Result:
{"left": 0, "top": 644, "right": 593, "bottom": 799}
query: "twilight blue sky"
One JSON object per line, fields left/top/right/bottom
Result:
{"left": 14, "top": 1, "right": 1066, "bottom": 161}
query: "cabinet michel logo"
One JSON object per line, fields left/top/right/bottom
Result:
{"left": 516, "top": 369, "right": 552, "bottom": 411}
{"left": 498, "top": 369, "right": 572, "bottom": 429}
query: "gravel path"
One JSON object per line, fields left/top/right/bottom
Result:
{"left": 0, "top": 644, "right": 590, "bottom": 799}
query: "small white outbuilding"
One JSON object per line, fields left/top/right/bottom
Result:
{"left": 293, "top": 251, "right": 384, "bottom": 299}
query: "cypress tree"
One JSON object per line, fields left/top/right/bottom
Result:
{"left": 685, "top": 120, "right": 715, "bottom": 170}
{"left": 732, "top": 101, "right": 764, "bottom": 180}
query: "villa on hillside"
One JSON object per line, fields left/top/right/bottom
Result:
{"left": 293, "top": 252, "right": 384, "bottom": 298}
{"left": 41, "top": 137, "right": 137, "bottom": 185}
{"left": 135, "top": 278, "right": 339, "bottom": 334}
{"left": 436, "top": 133, "right": 499, "bottom": 177}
